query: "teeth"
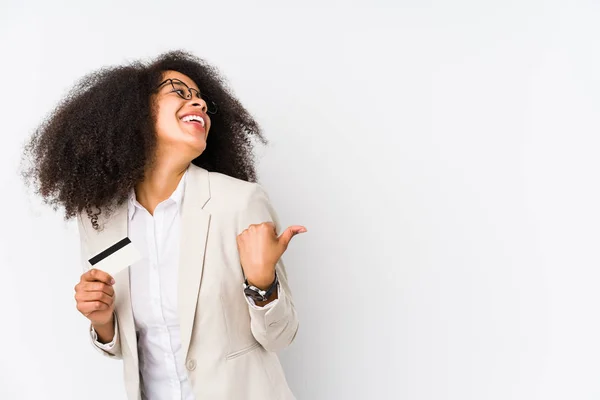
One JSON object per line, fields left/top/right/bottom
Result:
{"left": 181, "top": 115, "right": 205, "bottom": 127}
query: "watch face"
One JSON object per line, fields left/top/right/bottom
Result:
{"left": 244, "top": 287, "right": 265, "bottom": 302}
{"left": 243, "top": 274, "right": 277, "bottom": 302}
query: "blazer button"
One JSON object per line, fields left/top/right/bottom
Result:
{"left": 186, "top": 359, "right": 197, "bottom": 371}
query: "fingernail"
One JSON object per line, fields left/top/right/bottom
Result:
{"left": 110, "top": 278, "right": 115, "bottom": 285}
{"left": 299, "top": 228, "right": 307, "bottom": 233}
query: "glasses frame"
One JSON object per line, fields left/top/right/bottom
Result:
{"left": 155, "top": 78, "right": 218, "bottom": 115}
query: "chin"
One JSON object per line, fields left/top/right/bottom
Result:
{"left": 189, "top": 142, "right": 207, "bottom": 158}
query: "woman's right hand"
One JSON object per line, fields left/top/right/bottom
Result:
{"left": 74, "top": 268, "right": 115, "bottom": 327}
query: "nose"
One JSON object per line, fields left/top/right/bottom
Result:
{"left": 190, "top": 100, "right": 208, "bottom": 114}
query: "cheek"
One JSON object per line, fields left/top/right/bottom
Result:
{"left": 154, "top": 105, "right": 180, "bottom": 139}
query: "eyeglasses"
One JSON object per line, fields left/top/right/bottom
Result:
{"left": 155, "top": 78, "right": 218, "bottom": 114}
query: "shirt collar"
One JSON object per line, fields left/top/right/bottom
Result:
{"left": 127, "top": 166, "right": 188, "bottom": 220}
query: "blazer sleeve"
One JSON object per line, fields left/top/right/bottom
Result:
{"left": 236, "top": 184, "right": 300, "bottom": 352}
{"left": 77, "top": 214, "right": 122, "bottom": 359}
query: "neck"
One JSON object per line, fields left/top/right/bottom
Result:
{"left": 135, "top": 158, "right": 189, "bottom": 215}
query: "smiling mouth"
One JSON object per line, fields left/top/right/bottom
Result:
{"left": 183, "top": 120, "right": 205, "bottom": 131}
{"left": 180, "top": 114, "right": 206, "bottom": 129}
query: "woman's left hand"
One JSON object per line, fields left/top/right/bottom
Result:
{"left": 237, "top": 222, "right": 307, "bottom": 289}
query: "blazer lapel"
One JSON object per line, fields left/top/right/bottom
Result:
{"left": 85, "top": 202, "right": 138, "bottom": 365}
{"left": 114, "top": 256, "right": 137, "bottom": 366}
{"left": 178, "top": 164, "right": 211, "bottom": 359}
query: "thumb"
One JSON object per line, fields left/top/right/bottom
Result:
{"left": 277, "top": 225, "right": 307, "bottom": 250}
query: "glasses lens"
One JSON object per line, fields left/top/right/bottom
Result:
{"left": 170, "top": 81, "right": 192, "bottom": 99}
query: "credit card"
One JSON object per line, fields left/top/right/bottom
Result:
{"left": 87, "top": 237, "right": 142, "bottom": 276}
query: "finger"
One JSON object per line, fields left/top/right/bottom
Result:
{"left": 75, "top": 291, "right": 114, "bottom": 306}
{"left": 262, "top": 222, "right": 276, "bottom": 231}
{"left": 259, "top": 221, "right": 281, "bottom": 237}
{"left": 290, "top": 225, "right": 307, "bottom": 234}
{"left": 83, "top": 281, "right": 114, "bottom": 297}
{"left": 77, "top": 301, "right": 111, "bottom": 315}
{"left": 278, "top": 225, "right": 307, "bottom": 238}
{"left": 83, "top": 268, "right": 115, "bottom": 285}
{"left": 277, "top": 225, "right": 307, "bottom": 249}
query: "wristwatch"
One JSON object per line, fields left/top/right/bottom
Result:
{"left": 243, "top": 272, "right": 279, "bottom": 302}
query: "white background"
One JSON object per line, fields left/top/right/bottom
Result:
{"left": 1, "top": 1, "right": 599, "bottom": 399}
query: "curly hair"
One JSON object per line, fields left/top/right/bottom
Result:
{"left": 21, "top": 50, "right": 267, "bottom": 229}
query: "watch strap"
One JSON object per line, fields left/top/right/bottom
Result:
{"left": 243, "top": 272, "right": 278, "bottom": 302}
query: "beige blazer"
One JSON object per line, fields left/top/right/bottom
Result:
{"left": 77, "top": 163, "right": 298, "bottom": 399}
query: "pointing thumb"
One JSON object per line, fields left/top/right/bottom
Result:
{"left": 278, "top": 225, "right": 307, "bottom": 250}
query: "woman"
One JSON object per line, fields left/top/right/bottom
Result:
{"left": 22, "top": 50, "right": 305, "bottom": 399}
